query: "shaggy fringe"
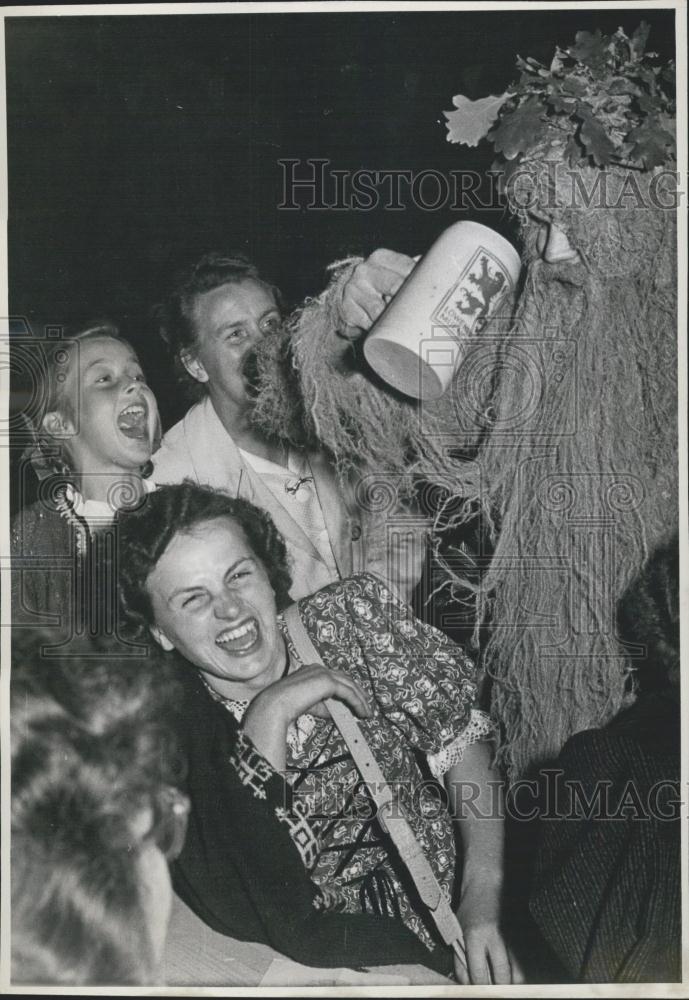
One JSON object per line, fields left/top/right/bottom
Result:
{"left": 251, "top": 175, "right": 677, "bottom": 778}
{"left": 473, "top": 191, "right": 678, "bottom": 777}
{"left": 250, "top": 260, "right": 490, "bottom": 529}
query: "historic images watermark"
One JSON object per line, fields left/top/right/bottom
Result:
{"left": 282, "top": 772, "right": 683, "bottom": 824}
{"left": 278, "top": 158, "right": 681, "bottom": 213}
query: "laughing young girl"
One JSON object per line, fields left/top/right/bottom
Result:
{"left": 11, "top": 322, "right": 159, "bottom": 643}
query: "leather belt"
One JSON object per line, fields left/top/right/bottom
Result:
{"left": 283, "top": 603, "right": 466, "bottom": 963}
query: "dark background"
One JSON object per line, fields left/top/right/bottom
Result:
{"left": 6, "top": 8, "right": 675, "bottom": 429}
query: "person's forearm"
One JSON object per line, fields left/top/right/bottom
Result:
{"left": 445, "top": 740, "right": 522, "bottom": 984}
{"left": 241, "top": 707, "right": 288, "bottom": 770}
{"left": 445, "top": 740, "right": 505, "bottom": 886}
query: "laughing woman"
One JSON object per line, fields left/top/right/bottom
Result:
{"left": 117, "top": 481, "right": 522, "bottom": 984}
{"left": 11, "top": 322, "right": 159, "bottom": 640}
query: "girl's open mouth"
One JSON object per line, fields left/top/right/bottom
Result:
{"left": 117, "top": 401, "right": 149, "bottom": 440}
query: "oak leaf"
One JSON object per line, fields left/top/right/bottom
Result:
{"left": 625, "top": 121, "right": 674, "bottom": 169}
{"left": 564, "top": 134, "right": 585, "bottom": 167}
{"left": 444, "top": 92, "right": 514, "bottom": 146}
{"left": 608, "top": 77, "right": 641, "bottom": 97}
{"left": 488, "top": 98, "right": 545, "bottom": 160}
{"left": 578, "top": 111, "right": 617, "bottom": 166}
{"left": 661, "top": 64, "right": 675, "bottom": 89}
{"left": 550, "top": 49, "right": 567, "bottom": 75}
{"left": 568, "top": 29, "right": 607, "bottom": 70}
{"left": 631, "top": 21, "right": 651, "bottom": 61}
{"left": 547, "top": 88, "right": 576, "bottom": 114}
{"left": 561, "top": 76, "right": 588, "bottom": 97}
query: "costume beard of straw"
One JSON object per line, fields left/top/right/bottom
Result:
{"left": 476, "top": 159, "right": 678, "bottom": 778}
{"left": 248, "top": 162, "right": 677, "bottom": 780}
{"left": 248, "top": 263, "right": 487, "bottom": 521}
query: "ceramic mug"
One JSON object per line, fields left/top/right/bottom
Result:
{"left": 363, "top": 221, "right": 521, "bottom": 400}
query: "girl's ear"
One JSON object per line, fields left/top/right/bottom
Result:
{"left": 149, "top": 624, "right": 175, "bottom": 653}
{"left": 180, "top": 351, "right": 209, "bottom": 384}
{"left": 41, "top": 410, "right": 74, "bottom": 439}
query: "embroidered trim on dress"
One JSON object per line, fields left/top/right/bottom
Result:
{"left": 275, "top": 799, "right": 319, "bottom": 870}
{"left": 426, "top": 709, "right": 495, "bottom": 780}
{"left": 228, "top": 731, "right": 274, "bottom": 800}
{"left": 228, "top": 719, "right": 320, "bottom": 869}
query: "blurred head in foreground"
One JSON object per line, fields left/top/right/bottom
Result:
{"left": 11, "top": 630, "right": 186, "bottom": 985}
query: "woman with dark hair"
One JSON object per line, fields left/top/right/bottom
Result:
{"left": 529, "top": 537, "right": 681, "bottom": 982}
{"left": 11, "top": 322, "right": 160, "bottom": 644}
{"left": 11, "top": 630, "right": 188, "bottom": 984}
{"left": 117, "top": 481, "right": 522, "bottom": 984}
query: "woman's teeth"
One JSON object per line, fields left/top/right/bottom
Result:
{"left": 215, "top": 619, "right": 259, "bottom": 652}
{"left": 117, "top": 403, "right": 148, "bottom": 439}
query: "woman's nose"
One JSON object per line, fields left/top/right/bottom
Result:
{"left": 539, "top": 222, "right": 580, "bottom": 264}
{"left": 213, "top": 589, "right": 243, "bottom": 619}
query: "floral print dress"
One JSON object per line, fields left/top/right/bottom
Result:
{"left": 227, "top": 572, "right": 492, "bottom": 954}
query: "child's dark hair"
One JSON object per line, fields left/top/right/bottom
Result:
{"left": 33, "top": 321, "right": 154, "bottom": 481}
{"left": 117, "top": 481, "right": 293, "bottom": 639}
{"left": 155, "top": 253, "right": 283, "bottom": 401}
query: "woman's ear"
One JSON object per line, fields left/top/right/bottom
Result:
{"left": 41, "top": 410, "right": 74, "bottom": 439}
{"left": 149, "top": 625, "right": 175, "bottom": 652}
{"left": 180, "top": 351, "right": 209, "bottom": 384}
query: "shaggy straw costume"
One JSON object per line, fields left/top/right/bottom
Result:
{"left": 251, "top": 25, "right": 677, "bottom": 778}
{"left": 447, "top": 24, "right": 678, "bottom": 776}
{"left": 250, "top": 268, "right": 489, "bottom": 526}
{"left": 480, "top": 165, "right": 677, "bottom": 776}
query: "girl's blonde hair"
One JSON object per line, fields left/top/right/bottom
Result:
{"left": 32, "top": 321, "right": 155, "bottom": 481}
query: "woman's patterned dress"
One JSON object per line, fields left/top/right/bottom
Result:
{"left": 223, "top": 573, "right": 492, "bottom": 953}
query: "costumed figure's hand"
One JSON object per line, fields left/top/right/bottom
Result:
{"left": 453, "top": 876, "right": 524, "bottom": 985}
{"left": 339, "top": 249, "right": 416, "bottom": 340}
{"left": 242, "top": 663, "right": 371, "bottom": 770}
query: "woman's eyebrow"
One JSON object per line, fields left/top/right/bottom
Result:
{"left": 83, "top": 357, "right": 112, "bottom": 371}
{"left": 167, "top": 584, "right": 205, "bottom": 604}
{"left": 167, "top": 557, "right": 255, "bottom": 602}
{"left": 224, "top": 556, "right": 256, "bottom": 576}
